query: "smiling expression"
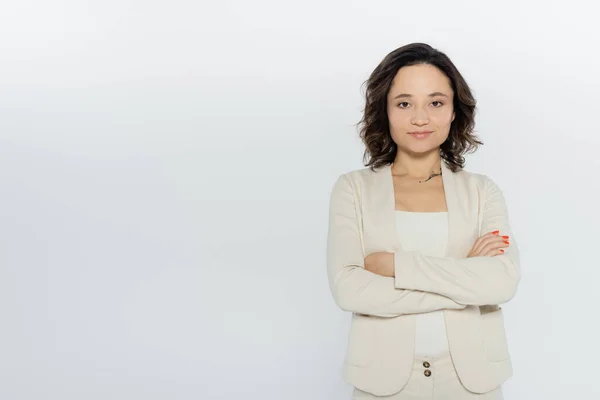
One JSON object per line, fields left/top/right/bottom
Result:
{"left": 386, "top": 64, "right": 456, "bottom": 154}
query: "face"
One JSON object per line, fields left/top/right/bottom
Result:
{"left": 386, "top": 64, "right": 456, "bottom": 156}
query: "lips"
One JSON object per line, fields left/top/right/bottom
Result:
{"left": 408, "top": 131, "right": 433, "bottom": 139}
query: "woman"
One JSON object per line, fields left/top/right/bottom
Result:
{"left": 326, "top": 42, "right": 520, "bottom": 400}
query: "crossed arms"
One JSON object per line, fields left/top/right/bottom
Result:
{"left": 325, "top": 174, "right": 521, "bottom": 318}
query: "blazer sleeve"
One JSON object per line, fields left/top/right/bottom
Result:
{"left": 326, "top": 173, "right": 466, "bottom": 318}
{"left": 393, "top": 175, "right": 521, "bottom": 306}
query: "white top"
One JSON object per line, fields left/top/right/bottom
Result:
{"left": 395, "top": 210, "right": 450, "bottom": 358}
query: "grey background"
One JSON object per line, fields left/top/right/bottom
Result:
{"left": 1, "top": 0, "right": 598, "bottom": 399}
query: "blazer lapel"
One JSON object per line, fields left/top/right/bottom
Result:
{"left": 366, "top": 161, "right": 471, "bottom": 258}
{"left": 440, "top": 161, "right": 473, "bottom": 258}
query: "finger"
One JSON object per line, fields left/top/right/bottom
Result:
{"left": 479, "top": 233, "right": 508, "bottom": 248}
{"left": 486, "top": 232, "right": 510, "bottom": 244}
{"left": 484, "top": 248, "right": 505, "bottom": 257}
{"left": 481, "top": 239, "right": 509, "bottom": 256}
{"left": 471, "top": 233, "right": 492, "bottom": 254}
{"left": 473, "top": 232, "right": 502, "bottom": 255}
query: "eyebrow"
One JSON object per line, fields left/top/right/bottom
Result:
{"left": 393, "top": 92, "right": 449, "bottom": 99}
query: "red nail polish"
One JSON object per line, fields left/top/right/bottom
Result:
{"left": 492, "top": 230, "right": 499, "bottom": 234}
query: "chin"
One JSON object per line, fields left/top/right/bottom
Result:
{"left": 404, "top": 143, "right": 440, "bottom": 153}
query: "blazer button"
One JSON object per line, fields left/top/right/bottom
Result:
{"left": 423, "top": 361, "right": 430, "bottom": 368}
{"left": 424, "top": 369, "right": 431, "bottom": 377}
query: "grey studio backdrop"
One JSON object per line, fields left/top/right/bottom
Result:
{"left": 1, "top": 1, "right": 599, "bottom": 399}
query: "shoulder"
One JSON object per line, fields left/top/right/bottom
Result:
{"left": 334, "top": 165, "right": 390, "bottom": 193}
{"left": 445, "top": 167, "right": 509, "bottom": 208}
{"left": 341, "top": 165, "right": 379, "bottom": 182}
{"left": 330, "top": 165, "right": 380, "bottom": 190}
{"left": 458, "top": 168, "right": 487, "bottom": 187}
{"left": 458, "top": 168, "right": 508, "bottom": 204}
{"left": 455, "top": 167, "right": 500, "bottom": 189}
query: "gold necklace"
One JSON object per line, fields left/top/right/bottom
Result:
{"left": 418, "top": 169, "right": 442, "bottom": 183}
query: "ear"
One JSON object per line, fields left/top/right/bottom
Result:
{"left": 451, "top": 111, "right": 455, "bottom": 122}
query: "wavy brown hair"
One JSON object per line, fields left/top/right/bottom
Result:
{"left": 356, "top": 42, "right": 482, "bottom": 172}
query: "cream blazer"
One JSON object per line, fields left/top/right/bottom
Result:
{"left": 326, "top": 161, "right": 521, "bottom": 396}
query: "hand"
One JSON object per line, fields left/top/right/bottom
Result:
{"left": 364, "top": 252, "right": 395, "bottom": 277}
{"left": 467, "top": 231, "right": 510, "bottom": 258}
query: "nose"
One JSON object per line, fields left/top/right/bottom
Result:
{"left": 411, "top": 108, "right": 429, "bottom": 126}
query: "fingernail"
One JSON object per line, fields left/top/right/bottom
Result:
{"left": 492, "top": 230, "right": 499, "bottom": 234}
{"left": 503, "top": 241, "right": 509, "bottom": 244}
{"left": 502, "top": 236, "right": 509, "bottom": 239}
{"left": 500, "top": 249, "right": 504, "bottom": 253}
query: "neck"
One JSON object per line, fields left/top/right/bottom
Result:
{"left": 391, "top": 150, "right": 442, "bottom": 180}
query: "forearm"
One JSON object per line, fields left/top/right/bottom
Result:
{"left": 327, "top": 174, "right": 466, "bottom": 317}
{"left": 329, "top": 265, "right": 467, "bottom": 317}
{"left": 393, "top": 249, "right": 520, "bottom": 305}
{"left": 393, "top": 175, "right": 521, "bottom": 305}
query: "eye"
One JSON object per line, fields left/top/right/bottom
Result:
{"left": 397, "top": 101, "right": 444, "bottom": 109}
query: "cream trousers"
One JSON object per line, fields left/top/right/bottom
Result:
{"left": 351, "top": 352, "right": 504, "bottom": 400}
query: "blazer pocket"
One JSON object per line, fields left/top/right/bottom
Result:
{"left": 479, "top": 307, "right": 511, "bottom": 362}
{"left": 344, "top": 313, "right": 375, "bottom": 367}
